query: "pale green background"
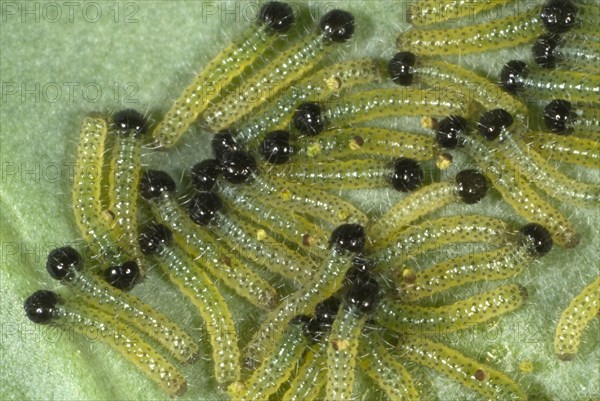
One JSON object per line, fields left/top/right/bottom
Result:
{"left": 1, "top": 1, "right": 598, "bottom": 400}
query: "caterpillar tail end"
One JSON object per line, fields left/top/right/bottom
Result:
{"left": 559, "top": 230, "right": 581, "bottom": 249}
{"left": 556, "top": 351, "right": 576, "bottom": 361}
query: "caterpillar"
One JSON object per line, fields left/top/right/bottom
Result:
{"left": 554, "top": 276, "right": 600, "bottom": 360}
{"left": 524, "top": 130, "right": 600, "bottom": 168}
{"left": 106, "top": 109, "right": 147, "bottom": 273}
{"left": 44, "top": 246, "right": 198, "bottom": 363}
{"left": 151, "top": 1, "right": 296, "bottom": 148}
{"left": 202, "top": 9, "right": 357, "bottom": 132}
{"left": 24, "top": 290, "right": 188, "bottom": 396}
{"left": 139, "top": 223, "right": 241, "bottom": 388}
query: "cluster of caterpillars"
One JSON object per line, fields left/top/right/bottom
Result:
{"left": 23, "top": 1, "right": 599, "bottom": 399}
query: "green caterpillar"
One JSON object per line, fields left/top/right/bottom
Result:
{"left": 398, "top": 335, "right": 527, "bottom": 400}
{"left": 375, "top": 284, "right": 527, "bottom": 334}
{"left": 525, "top": 131, "right": 600, "bottom": 169}
{"left": 152, "top": 2, "right": 295, "bottom": 148}
{"left": 24, "top": 291, "right": 187, "bottom": 396}
{"left": 554, "top": 276, "right": 600, "bottom": 360}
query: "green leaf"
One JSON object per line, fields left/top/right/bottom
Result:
{"left": 1, "top": 1, "right": 597, "bottom": 400}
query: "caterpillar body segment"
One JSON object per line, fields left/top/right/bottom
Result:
{"left": 232, "top": 322, "right": 308, "bottom": 401}
{"left": 508, "top": 67, "right": 600, "bottom": 104}
{"left": 72, "top": 116, "right": 122, "bottom": 263}
{"left": 294, "top": 127, "right": 436, "bottom": 161}
{"left": 325, "top": 304, "right": 366, "bottom": 401}
{"left": 359, "top": 333, "right": 419, "bottom": 401}
{"left": 554, "top": 276, "right": 600, "bottom": 360}
{"left": 411, "top": 59, "right": 529, "bottom": 123}
{"left": 150, "top": 193, "right": 277, "bottom": 309}
{"left": 462, "top": 134, "right": 579, "bottom": 248}
{"left": 398, "top": 5, "right": 544, "bottom": 55}
{"left": 157, "top": 245, "right": 240, "bottom": 387}
{"left": 373, "top": 215, "right": 510, "bottom": 268}
{"left": 547, "top": 35, "right": 600, "bottom": 73}
{"left": 25, "top": 292, "right": 188, "bottom": 396}
{"left": 375, "top": 284, "right": 527, "bottom": 334}
{"left": 525, "top": 131, "right": 600, "bottom": 169}
{"left": 64, "top": 300, "right": 187, "bottom": 396}
{"left": 408, "top": 0, "right": 515, "bottom": 26}
{"left": 237, "top": 58, "right": 382, "bottom": 144}
{"left": 399, "top": 244, "right": 533, "bottom": 302}
{"left": 398, "top": 335, "right": 527, "bottom": 400}
{"left": 570, "top": 104, "right": 600, "bottom": 136}
{"left": 73, "top": 115, "right": 108, "bottom": 241}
